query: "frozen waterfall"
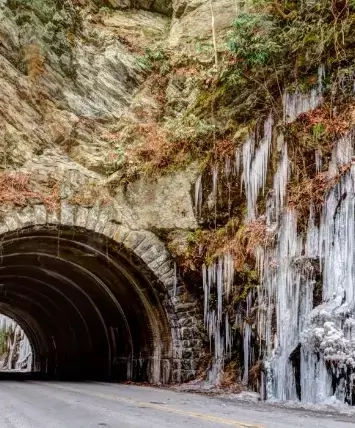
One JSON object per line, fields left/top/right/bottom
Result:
{"left": 198, "top": 67, "right": 355, "bottom": 404}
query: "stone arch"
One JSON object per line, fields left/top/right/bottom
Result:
{"left": 0, "top": 201, "right": 201, "bottom": 383}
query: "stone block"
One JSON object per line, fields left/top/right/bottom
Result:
{"left": 102, "top": 222, "right": 117, "bottom": 239}
{"left": 75, "top": 207, "right": 89, "bottom": 228}
{"left": 86, "top": 205, "right": 101, "bottom": 230}
{"left": 175, "top": 302, "right": 196, "bottom": 313}
{"left": 0, "top": 223, "right": 9, "bottom": 235}
{"left": 60, "top": 201, "right": 76, "bottom": 226}
{"left": 180, "top": 370, "right": 195, "bottom": 383}
{"left": 95, "top": 206, "right": 113, "bottom": 234}
{"left": 16, "top": 206, "right": 35, "bottom": 228}
{"left": 34, "top": 205, "right": 47, "bottom": 224}
{"left": 172, "top": 369, "right": 182, "bottom": 383}
{"left": 123, "top": 230, "right": 148, "bottom": 250}
{"left": 46, "top": 209, "right": 60, "bottom": 225}
{"left": 112, "top": 225, "right": 131, "bottom": 243}
{"left": 156, "top": 262, "right": 174, "bottom": 278}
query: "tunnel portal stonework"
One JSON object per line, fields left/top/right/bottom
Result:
{"left": 0, "top": 0, "right": 237, "bottom": 386}
{"left": 0, "top": 165, "right": 203, "bottom": 384}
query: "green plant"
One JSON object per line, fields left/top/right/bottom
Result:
{"left": 228, "top": 12, "right": 281, "bottom": 68}
{"left": 136, "top": 47, "right": 169, "bottom": 72}
{"left": 312, "top": 122, "right": 325, "bottom": 140}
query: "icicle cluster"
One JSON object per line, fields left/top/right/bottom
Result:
{"left": 283, "top": 65, "right": 325, "bottom": 124}
{"left": 202, "top": 254, "right": 234, "bottom": 384}
{"left": 241, "top": 115, "right": 273, "bottom": 221}
{"left": 194, "top": 64, "right": 355, "bottom": 405}
{"left": 258, "top": 134, "right": 355, "bottom": 404}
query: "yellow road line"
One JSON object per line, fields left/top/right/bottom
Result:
{"left": 36, "top": 383, "right": 263, "bottom": 428}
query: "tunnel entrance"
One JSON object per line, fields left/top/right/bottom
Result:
{"left": 0, "top": 225, "right": 175, "bottom": 383}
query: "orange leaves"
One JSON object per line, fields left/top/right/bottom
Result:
{"left": 288, "top": 163, "right": 352, "bottom": 218}
{"left": 297, "top": 105, "right": 351, "bottom": 138}
{"left": 218, "top": 218, "right": 269, "bottom": 269}
{"left": 126, "top": 123, "right": 189, "bottom": 173}
{"left": 0, "top": 173, "right": 58, "bottom": 210}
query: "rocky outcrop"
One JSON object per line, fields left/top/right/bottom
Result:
{"left": 0, "top": 0, "right": 234, "bottom": 217}
{"left": 170, "top": 0, "right": 235, "bottom": 47}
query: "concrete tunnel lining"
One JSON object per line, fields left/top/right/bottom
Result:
{"left": 0, "top": 225, "right": 176, "bottom": 382}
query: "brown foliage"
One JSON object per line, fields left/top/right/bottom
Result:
{"left": 0, "top": 173, "right": 59, "bottom": 210}
{"left": 220, "top": 359, "right": 242, "bottom": 391}
{"left": 184, "top": 217, "right": 271, "bottom": 274}
{"left": 248, "top": 360, "right": 262, "bottom": 386}
{"left": 219, "top": 217, "right": 269, "bottom": 269}
{"left": 287, "top": 103, "right": 355, "bottom": 219}
{"left": 298, "top": 106, "right": 350, "bottom": 137}
{"left": 212, "top": 138, "right": 235, "bottom": 160}
{"left": 288, "top": 163, "right": 351, "bottom": 218}
{"left": 127, "top": 123, "right": 190, "bottom": 173}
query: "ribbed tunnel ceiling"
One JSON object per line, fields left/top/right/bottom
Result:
{"left": 0, "top": 225, "right": 173, "bottom": 383}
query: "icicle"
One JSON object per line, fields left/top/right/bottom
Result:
{"left": 243, "top": 292, "right": 253, "bottom": 385}
{"left": 284, "top": 65, "right": 325, "bottom": 124}
{"left": 194, "top": 174, "right": 203, "bottom": 218}
{"left": 224, "top": 253, "right": 234, "bottom": 299}
{"left": 272, "top": 143, "right": 288, "bottom": 219}
{"left": 260, "top": 133, "right": 355, "bottom": 404}
{"left": 217, "top": 258, "right": 223, "bottom": 323}
{"left": 243, "top": 115, "right": 273, "bottom": 221}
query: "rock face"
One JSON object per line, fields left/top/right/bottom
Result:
{"left": 170, "top": 0, "right": 235, "bottom": 47}
{"left": 0, "top": 0, "right": 233, "bottom": 229}
{"left": 0, "top": 0, "right": 235, "bottom": 383}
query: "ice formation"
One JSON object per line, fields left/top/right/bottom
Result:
{"left": 242, "top": 115, "right": 273, "bottom": 221}
{"left": 202, "top": 254, "right": 234, "bottom": 384}
{"left": 197, "top": 70, "right": 355, "bottom": 404}
{"left": 195, "top": 174, "right": 203, "bottom": 219}
{"left": 283, "top": 65, "right": 325, "bottom": 123}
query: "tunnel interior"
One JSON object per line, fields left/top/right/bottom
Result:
{"left": 0, "top": 225, "right": 173, "bottom": 383}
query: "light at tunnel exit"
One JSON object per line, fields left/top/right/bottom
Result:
{"left": 0, "top": 314, "right": 32, "bottom": 372}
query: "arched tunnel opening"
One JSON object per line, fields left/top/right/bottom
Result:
{"left": 0, "top": 225, "right": 174, "bottom": 383}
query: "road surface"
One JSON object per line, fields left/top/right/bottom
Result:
{"left": 0, "top": 381, "right": 353, "bottom": 427}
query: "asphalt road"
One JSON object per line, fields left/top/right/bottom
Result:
{"left": 0, "top": 381, "right": 353, "bottom": 428}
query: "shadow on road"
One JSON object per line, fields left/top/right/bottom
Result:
{"left": 0, "top": 372, "right": 98, "bottom": 382}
